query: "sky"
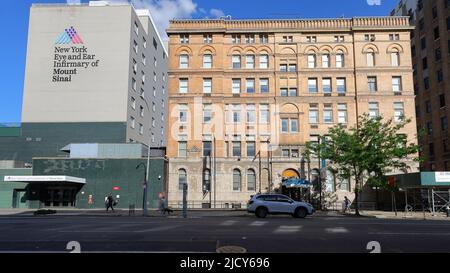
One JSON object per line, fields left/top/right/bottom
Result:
{"left": 0, "top": 0, "right": 400, "bottom": 123}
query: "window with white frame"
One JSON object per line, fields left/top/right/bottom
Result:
{"left": 338, "top": 103, "right": 347, "bottom": 123}
{"left": 178, "top": 143, "right": 187, "bottom": 158}
{"left": 323, "top": 78, "right": 332, "bottom": 93}
{"left": 232, "top": 54, "right": 241, "bottom": 69}
{"left": 232, "top": 79, "right": 241, "bottom": 94}
{"left": 246, "top": 54, "right": 255, "bottom": 69}
{"left": 245, "top": 34, "right": 255, "bottom": 44}
{"left": 246, "top": 78, "right": 255, "bottom": 93}
{"left": 232, "top": 34, "right": 241, "bottom": 44}
{"left": 130, "top": 116, "right": 135, "bottom": 128}
{"left": 179, "top": 78, "right": 188, "bottom": 93}
{"left": 281, "top": 118, "right": 289, "bottom": 133}
{"left": 336, "top": 78, "right": 346, "bottom": 94}
{"left": 291, "top": 119, "right": 298, "bottom": 132}
{"left": 179, "top": 54, "right": 189, "bottom": 68}
{"left": 323, "top": 104, "right": 333, "bottom": 123}
{"left": 180, "top": 34, "right": 189, "bottom": 44}
{"left": 260, "top": 104, "right": 269, "bottom": 124}
{"left": 369, "top": 102, "right": 379, "bottom": 119}
{"left": 203, "top": 34, "right": 213, "bottom": 44}
{"left": 368, "top": 76, "right": 377, "bottom": 92}
{"left": 322, "top": 54, "right": 330, "bottom": 68}
{"left": 203, "top": 54, "right": 212, "bottom": 68}
{"left": 179, "top": 104, "right": 188, "bottom": 123}
{"left": 308, "top": 54, "right": 316, "bottom": 68}
{"left": 336, "top": 53, "right": 344, "bottom": 67}
{"left": 246, "top": 104, "right": 256, "bottom": 123}
{"left": 391, "top": 52, "right": 400, "bottom": 66}
{"left": 392, "top": 76, "right": 402, "bottom": 92}
{"left": 232, "top": 141, "right": 242, "bottom": 158}
{"left": 233, "top": 169, "right": 241, "bottom": 190}
{"left": 260, "top": 34, "right": 268, "bottom": 44}
{"left": 203, "top": 78, "right": 212, "bottom": 94}
{"left": 232, "top": 104, "right": 241, "bottom": 123}
{"left": 366, "top": 51, "right": 375, "bottom": 66}
{"left": 309, "top": 104, "right": 319, "bottom": 124}
{"left": 260, "top": 78, "right": 269, "bottom": 93}
{"left": 203, "top": 104, "right": 212, "bottom": 123}
{"left": 394, "top": 102, "right": 404, "bottom": 122}
{"left": 260, "top": 54, "right": 268, "bottom": 68}
{"left": 308, "top": 78, "right": 318, "bottom": 93}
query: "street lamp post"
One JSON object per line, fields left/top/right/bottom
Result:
{"left": 136, "top": 162, "right": 148, "bottom": 216}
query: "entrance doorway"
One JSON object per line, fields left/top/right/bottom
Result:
{"left": 43, "top": 187, "right": 77, "bottom": 207}
{"left": 12, "top": 190, "right": 27, "bottom": 208}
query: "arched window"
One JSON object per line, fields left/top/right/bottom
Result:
{"left": 336, "top": 51, "right": 344, "bottom": 68}
{"left": 366, "top": 51, "right": 375, "bottom": 67}
{"left": 322, "top": 53, "right": 330, "bottom": 68}
{"left": 232, "top": 52, "right": 241, "bottom": 69}
{"left": 233, "top": 169, "right": 241, "bottom": 191}
{"left": 179, "top": 54, "right": 189, "bottom": 69}
{"left": 247, "top": 169, "right": 256, "bottom": 191}
{"left": 203, "top": 53, "right": 212, "bottom": 68}
{"left": 178, "top": 169, "right": 187, "bottom": 190}
{"left": 203, "top": 169, "right": 211, "bottom": 193}
{"left": 391, "top": 50, "right": 400, "bottom": 66}
{"left": 259, "top": 52, "right": 268, "bottom": 69}
{"left": 307, "top": 53, "right": 316, "bottom": 68}
{"left": 246, "top": 54, "right": 255, "bottom": 69}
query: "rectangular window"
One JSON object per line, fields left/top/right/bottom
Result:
{"left": 392, "top": 77, "right": 402, "bottom": 92}
{"left": 153, "top": 38, "right": 157, "bottom": 50}
{"left": 322, "top": 78, "right": 332, "bottom": 93}
{"left": 203, "top": 104, "right": 212, "bottom": 123}
{"left": 434, "top": 27, "right": 440, "bottom": 40}
{"left": 279, "top": 64, "right": 287, "bottom": 72}
{"left": 306, "top": 36, "right": 316, "bottom": 43}
{"left": 245, "top": 34, "right": 255, "bottom": 44}
{"left": 290, "top": 119, "right": 298, "bottom": 132}
{"left": 368, "top": 76, "right": 377, "bottom": 92}
{"left": 179, "top": 104, "right": 188, "bottom": 123}
{"left": 246, "top": 104, "right": 256, "bottom": 123}
{"left": 308, "top": 55, "right": 316, "bottom": 68}
{"left": 260, "top": 54, "right": 268, "bottom": 68}
{"left": 203, "top": 54, "right": 212, "bottom": 68}
{"left": 203, "top": 34, "right": 212, "bottom": 44}
{"left": 391, "top": 52, "right": 399, "bottom": 66}
{"left": 143, "top": 37, "right": 146, "bottom": 48}
{"left": 282, "top": 149, "right": 290, "bottom": 157}
{"left": 289, "top": 88, "right": 297, "bottom": 97}
{"left": 281, "top": 118, "right": 289, "bottom": 133}
{"left": 232, "top": 79, "right": 241, "bottom": 94}
{"left": 394, "top": 102, "right": 404, "bottom": 122}
{"left": 336, "top": 78, "right": 346, "bottom": 94}
{"left": 424, "top": 77, "right": 430, "bottom": 90}
{"left": 203, "top": 141, "right": 212, "bottom": 157}
{"left": 131, "top": 97, "right": 136, "bottom": 109}
{"left": 429, "top": 143, "right": 435, "bottom": 157}
{"left": 232, "top": 141, "right": 241, "bottom": 157}
{"left": 140, "top": 106, "right": 144, "bottom": 117}
{"left": 232, "top": 55, "right": 241, "bottom": 69}
{"left": 309, "top": 104, "right": 319, "bottom": 124}
{"left": 260, "top": 34, "right": 269, "bottom": 44}
{"left": 179, "top": 78, "right": 188, "bottom": 93}
{"left": 142, "top": 54, "right": 146, "bottom": 65}
{"left": 280, "top": 88, "right": 288, "bottom": 97}
{"left": 178, "top": 141, "right": 187, "bottom": 157}
{"left": 232, "top": 105, "right": 241, "bottom": 123}
{"left": 246, "top": 55, "right": 255, "bottom": 69}
{"left": 338, "top": 103, "right": 347, "bottom": 124}
{"left": 203, "top": 78, "right": 212, "bottom": 94}
{"left": 139, "top": 123, "right": 143, "bottom": 135}
{"left": 336, "top": 54, "right": 344, "bottom": 68}
{"left": 260, "top": 78, "right": 269, "bottom": 93}
{"left": 421, "top": 37, "right": 426, "bottom": 50}
{"left": 427, "top": 122, "right": 433, "bottom": 135}
{"left": 133, "top": 40, "right": 138, "bottom": 53}
{"left": 308, "top": 78, "right": 318, "bottom": 93}
{"left": 179, "top": 54, "right": 189, "bottom": 68}
{"left": 441, "top": 117, "right": 448, "bottom": 131}
{"left": 426, "top": 100, "right": 432, "bottom": 113}
{"left": 246, "top": 79, "right": 255, "bottom": 93}
{"left": 366, "top": 52, "right": 375, "bottom": 66}
{"left": 440, "top": 94, "right": 446, "bottom": 108}
{"left": 232, "top": 34, "right": 241, "bottom": 44}
{"left": 246, "top": 141, "right": 256, "bottom": 157}
{"left": 423, "top": 57, "right": 428, "bottom": 70}
{"left": 438, "top": 69, "right": 444, "bottom": 82}
{"left": 180, "top": 34, "right": 189, "bottom": 44}
{"left": 130, "top": 116, "right": 135, "bottom": 128}
{"left": 288, "top": 64, "right": 297, "bottom": 72}
{"left": 323, "top": 104, "right": 333, "bottom": 123}
{"left": 260, "top": 104, "right": 269, "bottom": 124}
{"left": 435, "top": 48, "right": 442, "bottom": 61}
{"left": 132, "top": 59, "right": 137, "bottom": 74}
{"left": 322, "top": 54, "right": 330, "bottom": 68}
{"left": 132, "top": 78, "right": 136, "bottom": 91}
{"left": 369, "top": 102, "right": 379, "bottom": 119}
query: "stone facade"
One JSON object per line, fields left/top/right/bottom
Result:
{"left": 166, "top": 17, "right": 419, "bottom": 208}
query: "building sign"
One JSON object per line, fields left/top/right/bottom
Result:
{"left": 435, "top": 172, "right": 450, "bottom": 182}
{"left": 53, "top": 26, "right": 100, "bottom": 82}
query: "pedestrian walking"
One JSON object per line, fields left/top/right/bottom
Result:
{"left": 344, "top": 196, "right": 351, "bottom": 213}
{"left": 159, "top": 195, "right": 165, "bottom": 214}
{"left": 161, "top": 196, "right": 173, "bottom": 215}
{"left": 106, "top": 194, "right": 115, "bottom": 212}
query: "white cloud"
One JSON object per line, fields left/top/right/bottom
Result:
{"left": 130, "top": 0, "right": 198, "bottom": 41}
{"left": 209, "top": 8, "right": 225, "bottom": 18}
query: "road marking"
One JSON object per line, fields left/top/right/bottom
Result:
{"left": 58, "top": 225, "right": 181, "bottom": 233}
{"left": 273, "top": 225, "right": 302, "bottom": 234}
{"left": 249, "top": 221, "right": 267, "bottom": 226}
{"left": 220, "top": 220, "right": 237, "bottom": 226}
{"left": 325, "top": 227, "right": 349, "bottom": 233}
{"left": 368, "top": 232, "right": 450, "bottom": 236}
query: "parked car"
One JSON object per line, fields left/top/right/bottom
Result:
{"left": 247, "top": 194, "right": 315, "bottom": 218}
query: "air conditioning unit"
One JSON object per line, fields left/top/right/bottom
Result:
{"left": 394, "top": 91, "right": 402, "bottom": 96}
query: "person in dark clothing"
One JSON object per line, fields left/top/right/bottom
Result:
{"left": 344, "top": 196, "right": 351, "bottom": 213}
{"left": 106, "top": 195, "right": 114, "bottom": 212}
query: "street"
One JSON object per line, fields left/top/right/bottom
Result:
{"left": 0, "top": 213, "right": 450, "bottom": 253}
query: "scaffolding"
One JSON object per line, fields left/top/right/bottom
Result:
{"left": 403, "top": 187, "right": 450, "bottom": 215}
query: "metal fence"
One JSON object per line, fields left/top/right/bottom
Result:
{"left": 168, "top": 200, "right": 246, "bottom": 209}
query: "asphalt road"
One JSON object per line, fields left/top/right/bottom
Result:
{"left": 0, "top": 214, "right": 450, "bottom": 253}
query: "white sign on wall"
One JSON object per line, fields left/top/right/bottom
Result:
{"left": 435, "top": 172, "right": 450, "bottom": 182}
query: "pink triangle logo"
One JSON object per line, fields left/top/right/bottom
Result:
{"left": 55, "top": 26, "right": 83, "bottom": 44}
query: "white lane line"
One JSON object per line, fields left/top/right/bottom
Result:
{"left": 249, "top": 221, "right": 267, "bottom": 227}
{"left": 273, "top": 225, "right": 302, "bottom": 234}
{"left": 58, "top": 225, "right": 181, "bottom": 233}
{"left": 220, "top": 220, "right": 237, "bottom": 226}
{"left": 368, "top": 232, "right": 450, "bottom": 236}
{"left": 325, "top": 227, "right": 349, "bottom": 233}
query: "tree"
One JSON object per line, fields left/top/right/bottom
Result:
{"left": 303, "top": 114, "right": 421, "bottom": 216}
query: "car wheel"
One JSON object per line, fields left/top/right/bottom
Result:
{"left": 255, "top": 207, "right": 268, "bottom": 218}
{"left": 295, "top": 207, "right": 307, "bottom": 219}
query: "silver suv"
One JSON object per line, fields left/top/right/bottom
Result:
{"left": 247, "top": 194, "right": 315, "bottom": 218}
